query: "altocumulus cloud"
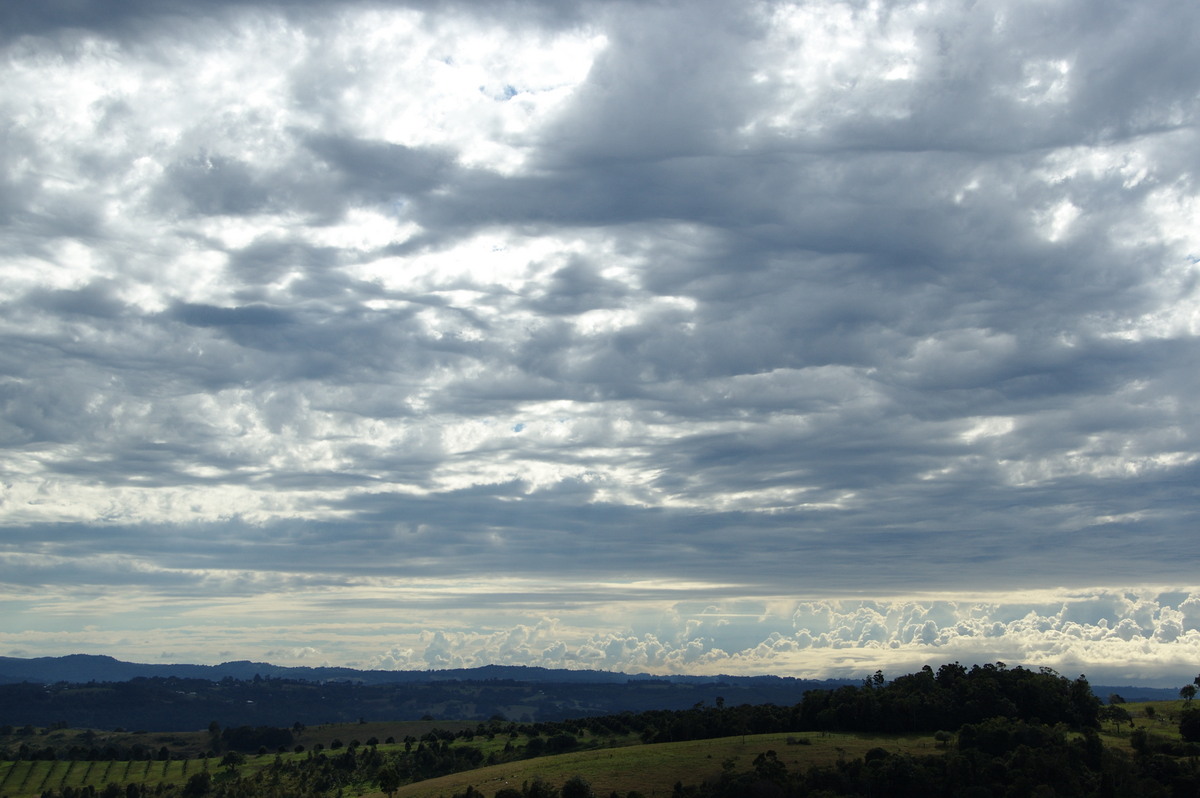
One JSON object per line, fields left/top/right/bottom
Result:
{"left": 1, "top": 0, "right": 1199, "bottom": 685}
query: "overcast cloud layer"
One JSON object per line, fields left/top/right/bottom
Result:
{"left": 2, "top": 0, "right": 1199, "bottom": 686}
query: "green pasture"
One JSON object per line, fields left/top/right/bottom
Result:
{"left": 1096, "top": 699, "right": 1190, "bottom": 751}
{"left": 0, "top": 720, "right": 476, "bottom": 764}
{"left": 2, "top": 702, "right": 1196, "bottom": 798}
{"left": 385, "top": 730, "right": 941, "bottom": 798}
{"left": 0, "top": 730, "right": 937, "bottom": 798}
{"left": 0, "top": 733, "right": 510, "bottom": 798}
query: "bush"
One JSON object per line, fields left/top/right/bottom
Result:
{"left": 181, "top": 772, "right": 212, "bottom": 798}
{"left": 562, "top": 775, "right": 595, "bottom": 798}
{"left": 957, "top": 717, "right": 1062, "bottom": 756}
{"left": 545, "top": 734, "right": 578, "bottom": 754}
{"left": 1180, "top": 708, "right": 1200, "bottom": 743}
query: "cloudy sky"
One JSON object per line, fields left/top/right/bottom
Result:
{"left": 1, "top": 0, "right": 1198, "bottom": 687}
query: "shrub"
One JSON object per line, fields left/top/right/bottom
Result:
{"left": 562, "top": 775, "right": 595, "bottom": 798}
{"left": 1180, "top": 708, "right": 1200, "bottom": 743}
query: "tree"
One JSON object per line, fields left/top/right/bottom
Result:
{"left": 181, "top": 772, "right": 212, "bottom": 798}
{"left": 220, "top": 750, "right": 246, "bottom": 771}
{"left": 1098, "top": 704, "right": 1131, "bottom": 735}
{"left": 1180, "top": 708, "right": 1200, "bottom": 743}
{"left": 562, "top": 775, "right": 595, "bottom": 798}
{"left": 378, "top": 767, "right": 401, "bottom": 798}
{"left": 753, "top": 749, "right": 788, "bottom": 783}
{"left": 526, "top": 777, "right": 559, "bottom": 798}
{"left": 1180, "top": 684, "right": 1196, "bottom": 703}
{"left": 545, "top": 733, "right": 578, "bottom": 754}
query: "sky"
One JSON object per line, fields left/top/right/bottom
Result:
{"left": 0, "top": 0, "right": 1198, "bottom": 687}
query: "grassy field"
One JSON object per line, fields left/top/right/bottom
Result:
{"left": 0, "top": 730, "right": 937, "bottom": 798}
{"left": 385, "top": 730, "right": 942, "bottom": 798}
{"left": 0, "top": 701, "right": 1191, "bottom": 798}
{"left": 388, "top": 700, "right": 1195, "bottom": 798}
{"left": 0, "top": 720, "right": 474, "bottom": 763}
{"left": 1096, "top": 699, "right": 1190, "bottom": 752}
{"left": 0, "top": 726, "right": 479, "bottom": 798}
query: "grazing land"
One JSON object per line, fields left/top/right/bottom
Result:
{"left": 2, "top": 663, "right": 1199, "bottom": 797}
{"left": 389, "top": 731, "right": 936, "bottom": 798}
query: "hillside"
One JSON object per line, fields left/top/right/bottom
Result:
{"left": 0, "top": 656, "right": 858, "bottom": 731}
{"left": 3, "top": 662, "right": 1200, "bottom": 797}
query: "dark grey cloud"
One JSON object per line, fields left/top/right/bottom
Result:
{"left": 160, "top": 154, "right": 272, "bottom": 217}
{"left": 26, "top": 282, "right": 129, "bottom": 319}
{"left": 170, "top": 302, "right": 293, "bottom": 328}
{"left": 526, "top": 258, "right": 631, "bottom": 315}
{"left": 305, "top": 135, "right": 453, "bottom": 199}
{"left": 226, "top": 238, "right": 341, "bottom": 285}
{"left": 0, "top": 0, "right": 591, "bottom": 42}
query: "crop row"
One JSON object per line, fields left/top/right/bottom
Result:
{"left": 0, "top": 757, "right": 211, "bottom": 797}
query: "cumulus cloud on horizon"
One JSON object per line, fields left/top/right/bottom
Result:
{"left": 6, "top": 586, "right": 1200, "bottom": 686}
{"left": 1, "top": 0, "right": 1198, "bottom": 683}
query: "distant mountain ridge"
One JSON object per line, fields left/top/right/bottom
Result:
{"left": 0, "top": 654, "right": 819, "bottom": 688}
{"left": 0, "top": 654, "right": 1179, "bottom": 704}
{"left": 0, "top": 654, "right": 860, "bottom": 730}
